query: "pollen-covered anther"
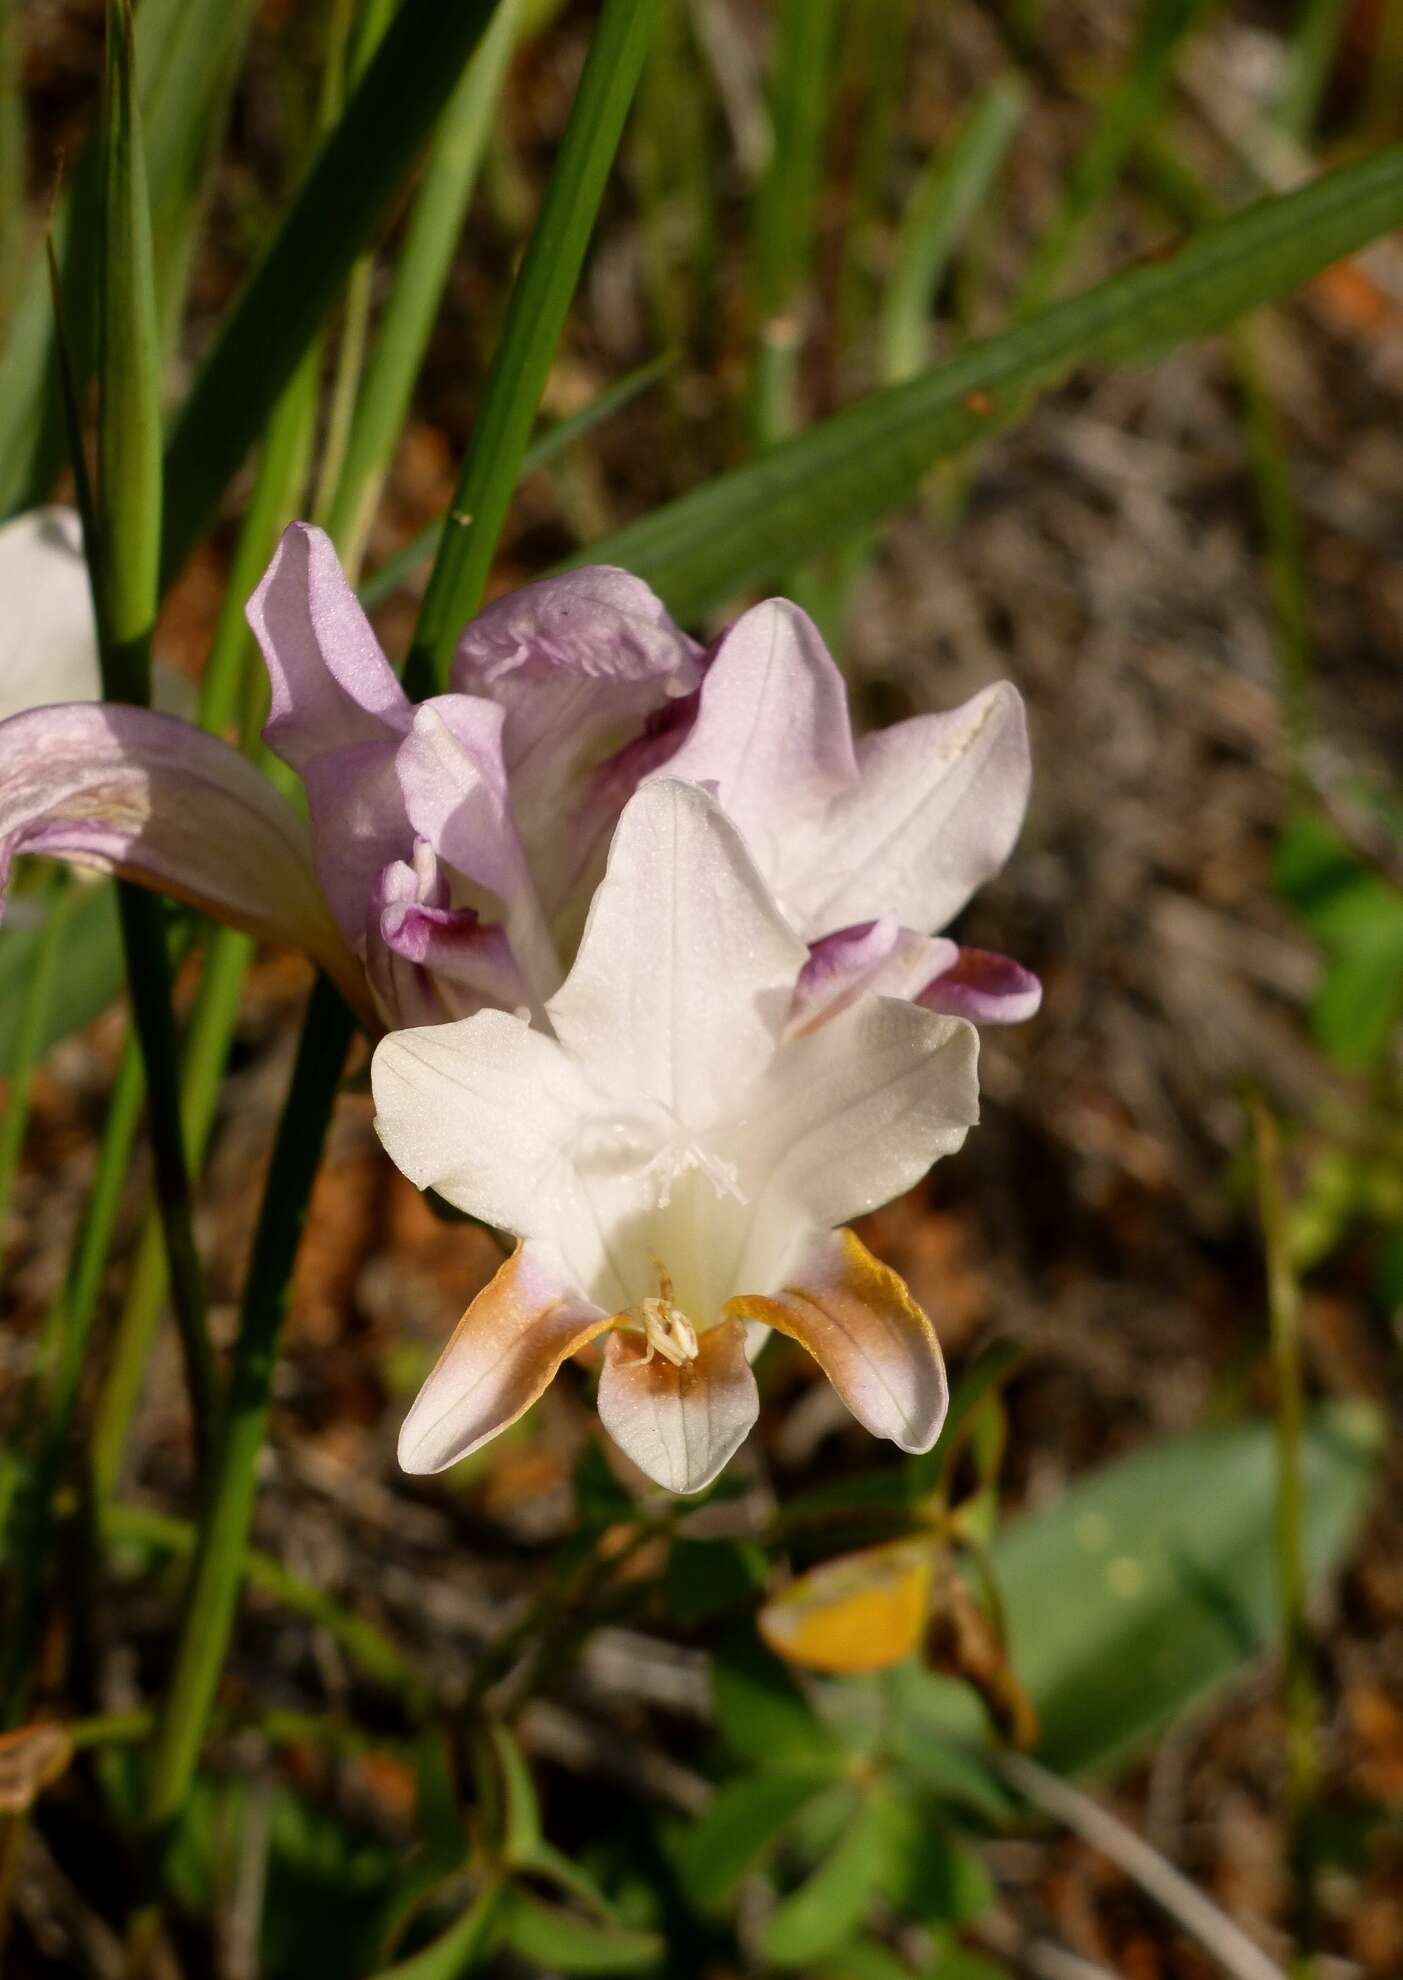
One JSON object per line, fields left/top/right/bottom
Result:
{"left": 637, "top": 1295, "right": 699, "bottom": 1367}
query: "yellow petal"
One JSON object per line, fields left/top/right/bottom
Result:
{"left": 759, "top": 1538, "right": 934, "bottom": 1675}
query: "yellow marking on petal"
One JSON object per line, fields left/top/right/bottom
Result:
{"left": 759, "top": 1538, "right": 934, "bottom": 1675}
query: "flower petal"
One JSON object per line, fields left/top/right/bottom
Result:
{"left": 655, "top": 599, "right": 857, "bottom": 894}
{"left": 547, "top": 779, "right": 808, "bottom": 1127}
{"left": 0, "top": 701, "right": 365, "bottom": 1011}
{"left": 787, "top": 918, "right": 958, "bottom": 1036}
{"left": 398, "top": 1242, "right": 610, "bottom": 1474}
{"left": 0, "top": 507, "right": 100, "bottom": 720}
{"left": 786, "top": 681, "right": 1031, "bottom": 937}
{"left": 247, "top": 522, "right": 408, "bottom": 768}
{"left": 729, "top": 1227, "right": 947, "bottom": 1453}
{"left": 734, "top": 996, "right": 980, "bottom": 1246}
{"left": 454, "top": 567, "right": 702, "bottom": 920}
{"left": 596, "top": 1317, "right": 758, "bottom": 1493}
{"left": 371, "top": 1008, "right": 596, "bottom": 1249}
{"left": 919, "top": 946, "right": 1042, "bottom": 1024}
{"left": 396, "top": 695, "right": 560, "bottom": 1005}
{"left": 366, "top": 848, "right": 532, "bottom": 1028}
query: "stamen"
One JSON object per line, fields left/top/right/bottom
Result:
{"left": 638, "top": 1295, "right": 699, "bottom": 1367}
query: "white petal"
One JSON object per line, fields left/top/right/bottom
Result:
{"left": 596, "top": 1319, "right": 759, "bottom": 1493}
{"left": 0, "top": 508, "right": 100, "bottom": 719}
{"left": 370, "top": 1009, "right": 596, "bottom": 1245}
{"left": 655, "top": 599, "right": 856, "bottom": 895}
{"left": 786, "top": 681, "right": 1031, "bottom": 936}
{"left": 547, "top": 780, "right": 807, "bottom": 1128}
{"left": 729, "top": 1227, "right": 947, "bottom": 1454}
{"left": 734, "top": 997, "right": 980, "bottom": 1252}
{"left": 398, "top": 1243, "right": 609, "bottom": 1473}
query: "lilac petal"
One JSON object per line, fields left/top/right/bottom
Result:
{"left": 300, "top": 734, "right": 409, "bottom": 945}
{"left": 656, "top": 599, "right": 858, "bottom": 880}
{"left": 247, "top": 522, "right": 408, "bottom": 773}
{"left": 0, "top": 701, "right": 365, "bottom": 1012}
{"left": 397, "top": 695, "right": 560, "bottom": 1005}
{"left": 787, "top": 681, "right": 1031, "bottom": 938}
{"left": 366, "top": 846, "right": 533, "bottom": 1028}
{"left": 918, "top": 946, "right": 1042, "bottom": 1024}
{"left": 453, "top": 567, "right": 702, "bottom": 916}
{"left": 788, "top": 917, "right": 959, "bottom": 1037}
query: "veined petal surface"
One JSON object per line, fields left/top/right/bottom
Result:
{"left": 547, "top": 780, "right": 807, "bottom": 1126}
{"left": 398, "top": 1243, "right": 610, "bottom": 1474}
{"left": 596, "top": 1317, "right": 758, "bottom": 1493}
{"left": 0, "top": 701, "right": 363, "bottom": 1009}
{"left": 730, "top": 1227, "right": 947, "bottom": 1453}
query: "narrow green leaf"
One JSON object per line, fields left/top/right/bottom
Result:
{"left": 1275, "top": 0, "right": 1353, "bottom": 140}
{"left": 143, "top": 977, "right": 355, "bottom": 1840}
{"left": 0, "top": 881, "right": 120, "bottom": 1081}
{"left": 1016, "top": 0, "right": 1210, "bottom": 315}
{"left": 879, "top": 79, "right": 1026, "bottom": 385}
{"left": 761, "top": 1791, "right": 888, "bottom": 1968}
{"left": 159, "top": 0, "right": 505, "bottom": 592}
{"left": 678, "top": 1773, "right": 824, "bottom": 1911}
{"left": 370, "top": 1880, "right": 505, "bottom": 1980}
{"left": 749, "top": 0, "right": 842, "bottom": 447}
{"left": 0, "top": 0, "right": 23, "bottom": 335}
{"left": 497, "top": 1889, "right": 663, "bottom": 1974}
{"left": 325, "top": 0, "right": 528, "bottom": 574}
{"left": 358, "top": 351, "right": 674, "bottom": 608}
{"left": 408, "top": 0, "right": 663, "bottom": 691}
{"left": 0, "top": 876, "right": 76, "bottom": 1286}
{"left": 577, "top": 148, "right": 1403, "bottom": 622}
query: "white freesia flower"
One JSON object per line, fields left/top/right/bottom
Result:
{"left": 372, "top": 779, "right": 979, "bottom": 1494}
{"left": 0, "top": 508, "right": 102, "bottom": 722}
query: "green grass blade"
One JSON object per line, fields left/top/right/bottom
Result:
{"left": 0, "top": 876, "right": 76, "bottom": 1292}
{"left": 1015, "top": 0, "right": 1211, "bottom": 316}
{"left": 748, "top": 0, "right": 842, "bottom": 448}
{"left": 407, "top": 0, "right": 663, "bottom": 692}
{"left": 576, "top": 146, "right": 1403, "bottom": 621}
{"left": 159, "top": 0, "right": 505, "bottom": 593}
{"left": 358, "top": 349, "right": 674, "bottom": 608}
{"left": 879, "top": 77, "right": 1026, "bottom": 385}
{"left": 0, "top": 0, "right": 23, "bottom": 339}
{"left": 835, "top": 0, "right": 916, "bottom": 353}
{"left": 91, "top": 0, "right": 216, "bottom": 1459}
{"left": 1275, "top": 0, "right": 1353, "bottom": 141}
{"left": 324, "top": 0, "right": 528, "bottom": 574}
{"left": 0, "top": 0, "right": 259, "bottom": 518}
{"left": 143, "top": 976, "right": 354, "bottom": 1844}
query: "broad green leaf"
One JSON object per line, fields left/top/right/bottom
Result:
{"left": 409, "top": 0, "right": 663, "bottom": 687}
{"left": 868, "top": 1794, "right": 993, "bottom": 1927}
{"left": 900, "top": 1402, "right": 1383, "bottom": 1777}
{"left": 711, "top": 1631, "right": 847, "bottom": 1773}
{"left": 665, "top": 1537, "right": 768, "bottom": 1625}
{"left": 761, "top": 1790, "right": 888, "bottom": 1968}
{"left": 677, "top": 1773, "right": 825, "bottom": 1912}
{"left": 497, "top": 1889, "right": 663, "bottom": 1974}
{"left": 578, "top": 148, "right": 1403, "bottom": 622}
{"left": 159, "top": 0, "right": 505, "bottom": 592}
{"left": 369, "top": 1883, "right": 504, "bottom": 1980}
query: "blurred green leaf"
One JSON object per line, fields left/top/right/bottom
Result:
{"left": 868, "top": 1794, "right": 994, "bottom": 1926}
{"left": 160, "top": 0, "right": 504, "bottom": 591}
{"left": 761, "top": 1790, "right": 888, "bottom": 1967}
{"left": 580, "top": 148, "right": 1403, "bottom": 621}
{"left": 0, "top": 881, "right": 123, "bottom": 1067}
{"left": 498, "top": 1888, "right": 663, "bottom": 1973}
{"left": 900, "top": 1401, "right": 1383, "bottom": 1776}
{"left": 665, "top": 1537, "right": 768, "bottom": 1625}
{"left": 712, "top": 1631, "right": 847, "bottom": 1773}
{"left": 677, "top": 1774, "right": 825, "bottom": 1911}
{"left": 1275, "top": 810, "right": 1403, "bottom": 1070}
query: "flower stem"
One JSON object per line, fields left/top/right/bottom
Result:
{"left": 141, "top": 973, "right": 353, "bottom": 1849}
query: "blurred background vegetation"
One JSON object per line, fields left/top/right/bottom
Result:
{"left": 2, "top": 0, "right": 1402, "bottom": 1974}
